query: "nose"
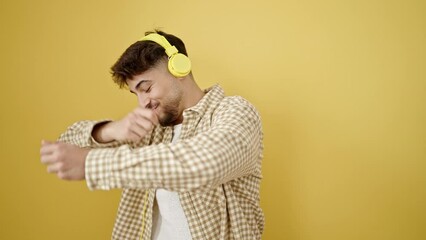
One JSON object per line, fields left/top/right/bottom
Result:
{"left": 137, "top": 94, "right": 151, "bottom": 109}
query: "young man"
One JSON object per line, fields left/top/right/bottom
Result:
{"left": 40, "top": 30, "right": 265, "bottom": 240}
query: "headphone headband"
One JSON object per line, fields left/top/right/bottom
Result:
{"left": 140, "top": 34, "right": 178, "bottom": 57}
{"left": 139, "top": 33, "right": 191, "bottom": 77}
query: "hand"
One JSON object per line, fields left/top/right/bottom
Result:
{"left": 40, "top": 140, "right": 90, "bottom": 180}
{"left": 93, "top": 107, "right": 159, "bottom": 143}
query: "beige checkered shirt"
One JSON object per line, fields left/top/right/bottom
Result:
{"left": 58, "top": 85, "right": 265, "bottom": 239}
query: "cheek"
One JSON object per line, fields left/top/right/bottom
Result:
{"left": 136, "top": 95, "right": 146, "bottom": 106}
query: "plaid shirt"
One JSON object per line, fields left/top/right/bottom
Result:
{"left": 58, "top": 85, "right": 265, "bottom": 240}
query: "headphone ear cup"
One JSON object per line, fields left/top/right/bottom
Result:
{"left": 168, "top": 53, "right": 191, "bottom": 77}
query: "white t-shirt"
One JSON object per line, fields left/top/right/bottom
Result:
{"left": 151, "top": 124, "right": 192, "bottom": 240}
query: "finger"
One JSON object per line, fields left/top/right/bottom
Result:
{"left": 146, "top": 108, "right": 159, "bottom": 125}
{"left": 152, "top": 112, "right": 159, "bottom": 125}
{"left": 47, "top": 162, "right": 62, "bottom": 173}
{"left": 40, "top": 143, "right": 58, "bottom": 155}
{"left": 134, "top": 108, "right": 159, "bottom": 126}
{"left": 129, "top": 127, "right": 149, "bottom": 141}
{"left": 128, "top": 132, "right": 144, "bottom": 143}
{"left": 133, "top": 117, "right": 154, "bottom": 132}
{"left": 40, "top": 153, "right": 58, "bottom": 164}
{"left": 125, "top": 121, "right": 148, "bottom": 139}
{"left": 41, "top": 139, "right": 55, "bottom": 145}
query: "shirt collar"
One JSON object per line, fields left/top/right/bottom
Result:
{"left": 184, "top": 84, "right": 224, "bottom": 116}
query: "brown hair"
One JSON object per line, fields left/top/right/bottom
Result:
{"left": 110, "top": 29, "right": 189, "bottom": 88}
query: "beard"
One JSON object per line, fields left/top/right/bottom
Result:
{"left": 159, "top": 104, "right": 180, "bottom": 126}
{"left": 157, "top": 86, "right": 183, "bottom": 126}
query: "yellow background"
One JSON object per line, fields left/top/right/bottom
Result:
{"left": 1, "top": 0, "right": 425, "bottom": 239}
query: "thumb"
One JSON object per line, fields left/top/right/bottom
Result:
{"left": 41, "top": 139, "right": 54, "bottom": 145}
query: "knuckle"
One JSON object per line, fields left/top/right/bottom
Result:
{"left": 58, "top": 171, "right": 69, "bottom": 180}
{"left": 129, "top": 112, "right": 136, "bottom": 119}
{"left": 50, "top": 155, "right": 59, "bottom": 162}
{"left": 48, "top": 165, "right": 56, "bottom": 173}
{"left": 125, "top": 128, "right": 133, "bottom": 136}
{"left": 57, "top": 163, "right": 65, "bottom": 171}
{"left": 52, "top": 144, "right": 59, "bottom": 152}
{"left": 51, "top": 152, "right": 59, "bottom": 161}
{"left": 57, "top": 172, "right": 65, "bottom": 180}
{"left": 126, "top": 119, "right": 134, "bottom": 127}
{"left": 55, "top": 143, "right": 62, "bottom": 149}
{"left": 56, "top": 146, "right": 64, "bottom": 154}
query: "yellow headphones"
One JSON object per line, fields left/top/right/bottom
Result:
{"left": 140, "top": 33, "right": 192, "bottom": 77}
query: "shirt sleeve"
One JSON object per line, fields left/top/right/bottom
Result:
{"left": 85, "top": 97, "right": 264, "bottom": 192}
{"left": 57, "top": 120, "right": 125, "bottom": 148}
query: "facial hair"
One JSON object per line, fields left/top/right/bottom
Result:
{"left": 158, "top": 86, "right": 183, "bottom": 126}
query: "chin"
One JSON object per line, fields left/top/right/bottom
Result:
{"left": 159, "top": 115, "right": 180, "bottom": 127}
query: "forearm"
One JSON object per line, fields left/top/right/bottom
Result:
{"left": 91, "top": 121, "right": 116, "bottom": 143}
{"left": 57, "top": 120, "right": 123, "bottom": 148}
{"left": 85, "top": 98, "right": 263, "bottom": 192}
{"left": 85, "top": 126, "right": 261, "bottom": 192}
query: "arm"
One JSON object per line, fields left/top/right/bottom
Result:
{"left": 41, "top": 108, "right": 159, "bottom": 180}
{"left": 57, "top": 120, "right": 124, "bottom": 148}
{"left": 85, "top": 97, "right": 263, "bottom": 192}
{"left": 57, "top": 107, "right": 159, "bottom": 148}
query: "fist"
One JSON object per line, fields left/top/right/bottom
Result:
{"left": 40, "top": 140, "right": 90, "bottom": 180}
{"left": 95, "top": 107, "right": 159, "bottom": 143}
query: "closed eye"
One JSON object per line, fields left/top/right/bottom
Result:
{"left": 129, "top": 80, "right": 152, "bottom": 94}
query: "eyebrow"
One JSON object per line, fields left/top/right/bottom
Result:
{"left": 129, "top": 80, "right": 151, "bottom": 94}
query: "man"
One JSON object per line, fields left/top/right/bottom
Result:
{"left": 40, "top": 30, "right": 265, "bottom": 240}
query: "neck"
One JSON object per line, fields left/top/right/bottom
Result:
{"left": 181, "top": 79, "right": 205, "bottom": 110}
{"left": 170, "top": 78, "right": 205, "bottom": 126}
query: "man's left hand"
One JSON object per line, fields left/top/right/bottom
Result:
{"left": 40, "top": 140, "right": 90, "bottom": 180}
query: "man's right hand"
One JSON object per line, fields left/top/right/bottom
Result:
{"left": 92, "top": 107, "right": 159, "bottom": 143}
